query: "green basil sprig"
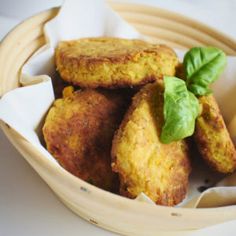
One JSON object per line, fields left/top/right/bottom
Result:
{"left": 160, "top": 76, "right": 200, "bottom": 144}
{"left": 160, "top": 47, "right": 226, "bottom": 143}
{"left": 184, "top": 47, "right": 226, "bottom": 96}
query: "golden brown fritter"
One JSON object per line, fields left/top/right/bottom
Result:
{"left": 55, "top": 37, "right": 179, "bottom": 88}
{"left": 43, "top": 87, "right": 131, "bottom": 192}
{"left": 111, "top": 82, "right": 191, "bottom": 206}
{"left": 194, "top": 95, "right": 236, "bottom": 173}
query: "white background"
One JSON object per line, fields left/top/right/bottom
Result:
{"left": 1, "top": 0, "right": 236, "bottom": 235}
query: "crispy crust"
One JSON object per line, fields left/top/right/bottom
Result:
{"left": 194, "top": 95, "right": 236, "bottom": 173}
{"left": 111, "top": 82, "right": 191, "bottom": 206}
{"left": 55, "top": 37, "right": 179, "bottom": 88}
{"left": 43, "top": 88, "right": 132, "bottom": 192}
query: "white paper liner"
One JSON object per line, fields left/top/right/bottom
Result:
{"left": 0, "top": 0, "right": 236, "bottom": 208}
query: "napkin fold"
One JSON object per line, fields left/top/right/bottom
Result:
{"left": 0, "top": 0, "right": 236, "bottom": 209}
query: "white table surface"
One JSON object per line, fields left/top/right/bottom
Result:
{"left": 1, "top": 1, "right": 236, "bottom": 236}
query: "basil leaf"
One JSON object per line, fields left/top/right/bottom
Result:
{"left": 183, "top": 47, "right": 226, "bottom": 96}
{"left": 160, "top": 76, "right": 200, "bottom": 144}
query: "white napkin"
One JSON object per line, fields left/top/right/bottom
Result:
{"left": 0, "top": 0, "right": 236, "bottom": 209}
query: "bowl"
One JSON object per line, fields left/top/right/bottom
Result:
{"left": 0, "top": 2, "right": 236, "bottom": 235}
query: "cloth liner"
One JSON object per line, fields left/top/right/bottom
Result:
{"left": 0, "top": 0, "right": 236, "bottom": 209}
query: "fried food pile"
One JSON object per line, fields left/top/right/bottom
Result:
{"left": 42, "top": 37, "right": 236, "bottom": 206}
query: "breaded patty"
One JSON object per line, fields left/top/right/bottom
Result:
{"left": 194, "top": 95, "right": 236, "bottom": 173}
{"left": 111, "top": 82, "right": 191, "bottom": 206}
{"left": 43, "top": 87, "right": 131, "bottom": 192}
{"left": 55, "top": 37, "right": 179, "bottom": 88}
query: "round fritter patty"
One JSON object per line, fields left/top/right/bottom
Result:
{"left": 43, "top": 87, "right": 131, "bottom": 192}
{"left": 55, "top": 37, "right": 179, "bottom": 88}
{"left": 111, "top": 82, "right": 191, "bottom": 206}
{"left": 194, "top": 95, "right": 236, "bottom": 173}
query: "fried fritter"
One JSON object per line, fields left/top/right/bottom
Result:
{"left": 55, "top": 37, "right": 179, "bottom": 88}
{"left": 194, "top": 95, "right": 236, "bottom": 173}
{"left": 43, "top": 87, "right": 131, "bottom": 192}
{"left": 111, "top": 82, "right": 191, "bottom": 206}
